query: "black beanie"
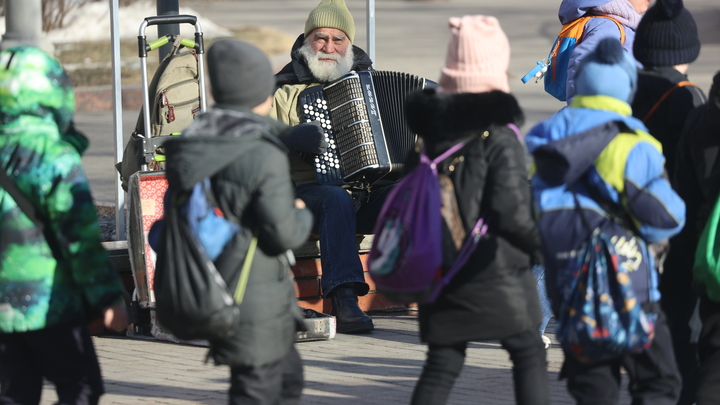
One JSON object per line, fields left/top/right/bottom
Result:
{"left": 207, "top": 39, "right": 275, "bottom": 108}
{"left": 633, "top": 0, "right": 700, "bottom": 67}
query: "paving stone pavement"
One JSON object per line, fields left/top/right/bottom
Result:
{"left": 40, "top": 315, "right": 631, "bottom": 404}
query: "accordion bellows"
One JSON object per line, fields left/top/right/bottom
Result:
{"left": 299, "top": 70, "right": 435, "bottom": 186}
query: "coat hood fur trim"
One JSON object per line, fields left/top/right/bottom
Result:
{"left": 405, "top": 88, "right": 523, "bottom": 142}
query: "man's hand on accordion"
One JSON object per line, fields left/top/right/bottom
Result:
{"left": 283, "top": 121, "right": 328, "bottom": 155}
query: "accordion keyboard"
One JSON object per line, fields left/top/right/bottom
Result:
{"left": 301, "top": 94, "right": 344, "bottom": 185}
{"left": 299, "top": 70, "right": 434, "bottom": 186}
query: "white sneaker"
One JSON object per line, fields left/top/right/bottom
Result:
{"left": 541, "top": 334, "right": 551, "bottom": 349}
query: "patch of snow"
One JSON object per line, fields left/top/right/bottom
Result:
{"left": 0, "top": 1, "right": 234, "bottom": 44}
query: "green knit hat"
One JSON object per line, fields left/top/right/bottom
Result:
{"left": 304, "top": 0, "right": 355, "bottom": 43}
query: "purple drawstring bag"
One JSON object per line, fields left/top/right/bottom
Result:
{"left": 368, "top": 140, "right": 487, "bottom": 304}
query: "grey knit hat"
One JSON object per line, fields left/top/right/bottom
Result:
{"left": 633, "top": 0, "right": 700, "bottom": 67}
{"left": 207, "top": 39, "right": 275, "bottom": 108}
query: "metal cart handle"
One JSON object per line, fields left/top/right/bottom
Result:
{"left": 136, "top": 14, "right": 207, "bottom": 172}
{"left": 146, "top": 36, "right": 195, "bottom": 51}
{"left": 143, "top": 15, "right": 197, "bottom": 27}
{"left": 138, "top": 15, "right": 204, "bottom": 42}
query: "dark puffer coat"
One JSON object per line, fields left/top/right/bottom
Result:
{"left": 631, "top": 66, "right": 706, "bottom": 177}
{"left": 163, "top": 106, "right": 313, "bottom": 367}
{"left": 405, "top": 89, "right": 543, "bottom": 345}
{"left": 674, "top": 71, "right": 720, "bottom": 297}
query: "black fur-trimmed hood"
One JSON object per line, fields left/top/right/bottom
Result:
{"left": 405, "top": 88, "right": 523, "bottom": 142}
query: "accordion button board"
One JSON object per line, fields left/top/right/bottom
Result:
{"left": 302, "top": 97, "right": 344, "bottom": 185}
{"left": 299, "top": 70, "right": 435, "bottom": 187}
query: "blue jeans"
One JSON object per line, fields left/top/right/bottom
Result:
{"left": 532, "top": 265, "right": 553, "bottom": 335}
{"left": 295, "top": 184, "right": 392, "bottom": 297}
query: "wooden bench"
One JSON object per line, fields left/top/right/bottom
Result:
{"left": 290, "top": 235, "right": 413, "bottom": 313}
{"left": 114, "top": 170, "right": 413, "bottom": 316}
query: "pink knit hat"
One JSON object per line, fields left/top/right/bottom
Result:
{"left": 438, "top": 15, "right": 511, "bottom": 94}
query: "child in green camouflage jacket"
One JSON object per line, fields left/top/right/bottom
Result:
{"left": 0, "top": 46, "right": 128, "bottom": 404}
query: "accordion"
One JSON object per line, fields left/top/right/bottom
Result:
{"left": 299, "top": 70, "right": 435, "bottom": 186}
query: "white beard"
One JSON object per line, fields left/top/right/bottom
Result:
{"left": 299, "top": 42, "right": 355, "bottom": 83}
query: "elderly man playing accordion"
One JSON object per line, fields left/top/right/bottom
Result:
{"left": 269, "top": 0, "right": 395, "bottom": 334}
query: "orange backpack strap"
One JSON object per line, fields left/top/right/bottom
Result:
{"left": 642, "top": 81, "right": 696, "bottom": 123}
{"left": 600, "top": 16, "right": 626, "bottom": 45}
{"left": 550, "top": 17, "right": 591, "bottom": 83}
{"left": 555, "top": 16, "right": 625, "bottom": 43}
{"left": 550, "top": 16, "right": 626, "bottom": 82}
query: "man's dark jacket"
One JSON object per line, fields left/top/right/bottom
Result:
{"left": 673, "top": 73, "right": 720, "bottom": 295}
{"left": 632, "top": 66, "right": 706, "bottom": 177}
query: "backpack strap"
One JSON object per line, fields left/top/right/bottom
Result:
{"left": 233, "top": 233, "right": 258, "bottom": 304}
{"left": 422, "top": 140, "right": 469, "bottom": 169}
{"left": 602, "top": 16, "right": 626, "bottom": 45}
{"left": 0, "top": 169, "right": 44, "bottom": 231}
{"left": 427, "top": 213, "right": 488, "bottom": 303}
{"left": 572, "top": 173, "right": 639, "bottom": 235}
{"left": 0, "top": 169, "right": 65, "bottom": 259}
{"left": 426, "top": 123, "right": 524, "bottom": 303}
{"left": 556, "top": 16, "right": 624, "bottom": 42}
{"left": 642, "top": 81, "right": 696, "bottom": 123}
{"left": 507, "top": 123, "right": 523, "bottom": 141}
{"left": 550, "top": 16, "right": 625, "bottom": 83}
{"left": 423, "top": 136, "right": 492, "bottom": 303}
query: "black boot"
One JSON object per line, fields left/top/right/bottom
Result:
{"left": 329, "top": 287, "right": 374, "bottom": 334}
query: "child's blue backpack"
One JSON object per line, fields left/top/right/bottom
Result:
{"left": 156, "top": 178, "right": 239, "bottom": 261}
{"left": 556, "top": 191, "right": 655, "bottom": 364}
{"left": 149, "top": 177, "right": 256, "bottom": 341}
{"left": 521, "top": 16, "right": 625, "bottom": 101}
{"left": 367, "top": 140, "right": 487, "bottom": 305}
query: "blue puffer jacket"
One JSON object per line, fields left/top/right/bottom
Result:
{"left": 559, "top": 0, "right": 640, "bottom": 102}
{"left": 526, "top": 94, "right": 685, "bottom": 314}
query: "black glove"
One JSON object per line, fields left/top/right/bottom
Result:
{"left": 283, "top": 121, "right": 328, "bottom": 155}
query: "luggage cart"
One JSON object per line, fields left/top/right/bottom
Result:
{"left": 126, "top": 15, "right": 207, "bottom": 335}
{"left": 124, "top": 15, "right": 336, "bottom": 343}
